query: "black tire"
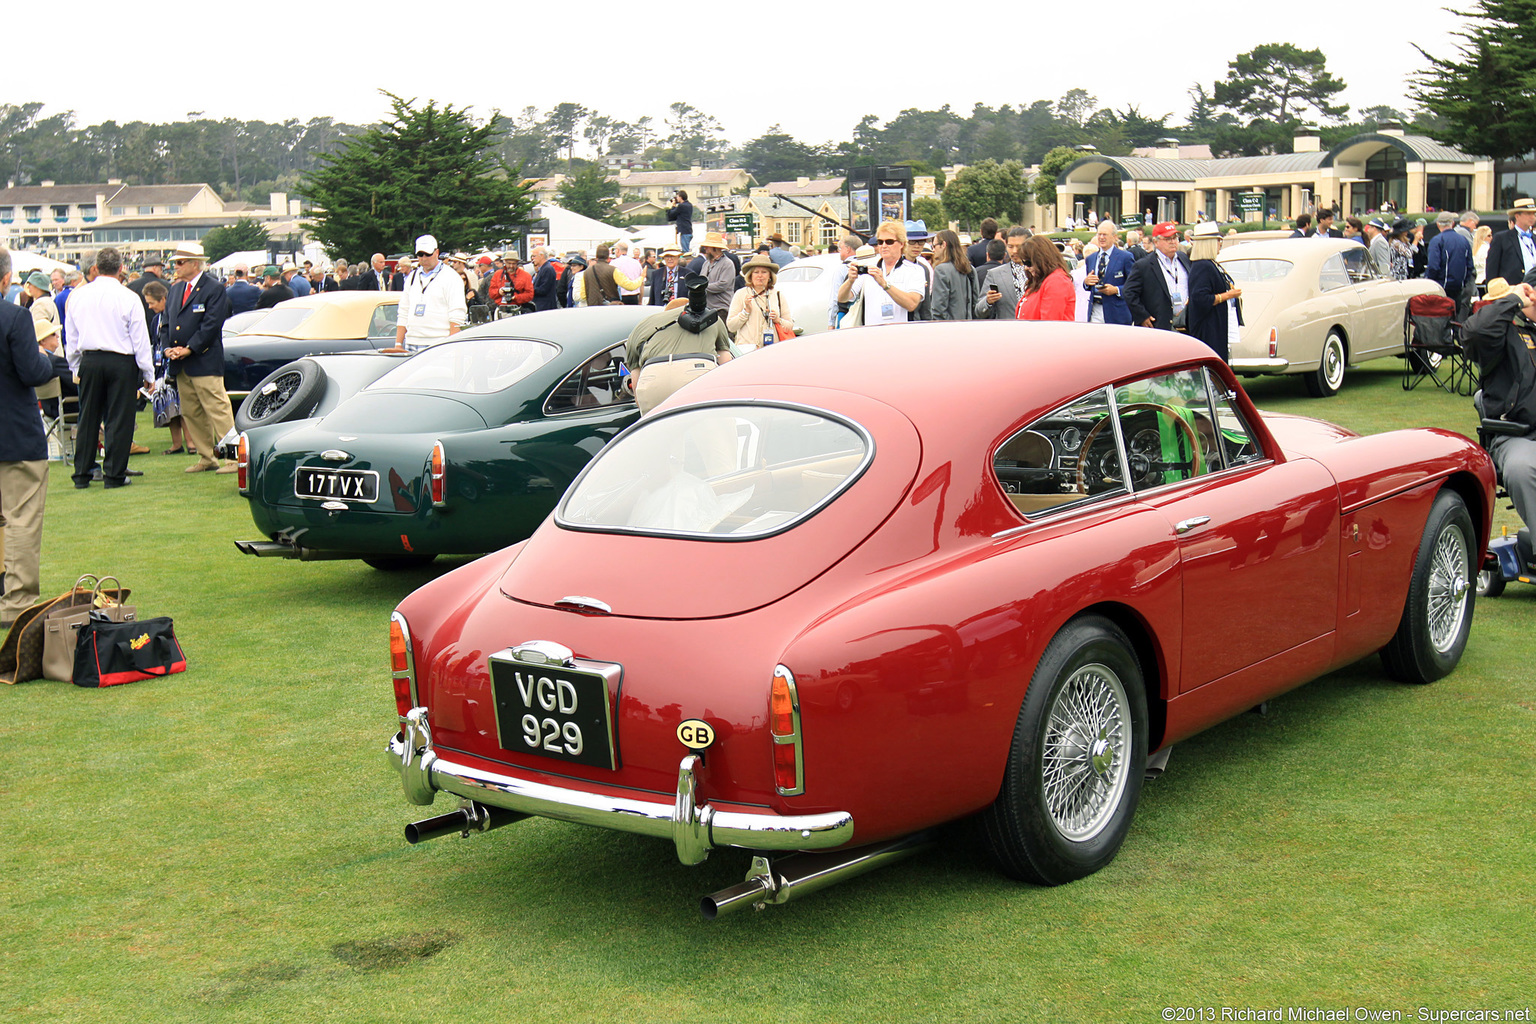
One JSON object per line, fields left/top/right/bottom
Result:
{"left": 1476, "top": 566, "right": 1506, "bottom": 598}
{"left": 1303, "top": 329, "right": 1346, "bottom": 397}
{"left": 1381, "top": 490, "right": 1476, "bottom": 683}
{"left": 235, "top": 359, "right": 326, "bottom": 431}
{"left": 980, "top": 615, "right": 1148, "bottom": 885}
{"left": 362, "top": 554, "right": 436, "bottom": 571}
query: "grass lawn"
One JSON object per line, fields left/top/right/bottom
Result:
{"left": 3, "top": 359, "right": 1533, "bottom": 1023}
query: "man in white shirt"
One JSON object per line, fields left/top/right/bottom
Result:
{"left": 611, "top": 241, "right": 644, "bottom": 305}
{"left": 837, "top": 221, "right": 925, "bottom": 326}
{"left": 65, "top": 247, "right": 153, "bottom": 489}
{"left": 395, "top": 234, "right": 467, "bottom": 352}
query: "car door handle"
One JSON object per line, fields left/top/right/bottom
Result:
{"left": 1174, "top": 516, "right": 1211, "bottom": 534}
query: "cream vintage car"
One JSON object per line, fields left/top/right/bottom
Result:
{"left": 1219, "top": 238, "right": 1443, "bottom": 397}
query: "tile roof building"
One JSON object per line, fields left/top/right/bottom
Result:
{"left": 1054, "top": 129, "right": 1494, "bottom": 227}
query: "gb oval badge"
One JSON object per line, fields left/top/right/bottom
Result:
{"left": 676, "top": 719, "right": 716, "bottom": 751}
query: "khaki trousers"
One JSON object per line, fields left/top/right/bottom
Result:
{"left": 177, "top": 373, "right": 235, "bottom": 468}
{"left": 635, "top": 357, "right": 715, "bottom": 416}
{"left": 0, "top": 460, "right": 49, "bottom": 623}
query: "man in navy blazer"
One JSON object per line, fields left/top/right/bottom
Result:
{"left": 161, "top": 242, "right": 236, "bottom": 473}
{"left": 1124, "top": 222, "right": 1194, "bottom": 331}
{"left": 0, "top": 247, "right": 59, "bottom": 625}
{"left": 1082, "top": 221, "right": 1136, "bottom": 325}
{"left": 1486, "top": 198, "right": 1536, "bottom": 288}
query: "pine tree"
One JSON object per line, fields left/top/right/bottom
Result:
{"left": 301, "top": 92, "right": 533, "bottom": 258}
{"left": 1413, "top": 0, "right": 1536, "bottom": 161}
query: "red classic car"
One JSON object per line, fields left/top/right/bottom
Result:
{"left": 385, "top": 322, "right": 1494, "bottom": 918}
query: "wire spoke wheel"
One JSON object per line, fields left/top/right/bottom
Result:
{"left": 246, "top": 370, "right": 303, "bottom": 419}
{"left": 1042, "top": 662, "right": 1131, "bottom": 841}
{"left": 1427, "top": 521, "right": 1470, "bottom": 654}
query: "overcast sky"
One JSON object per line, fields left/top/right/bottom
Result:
{"left": 34, "top": 2, "right": 1466, "bottom": 151}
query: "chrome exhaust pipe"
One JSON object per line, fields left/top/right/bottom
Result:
{"left": 701, "top": 832, "right": 934, "bottom": 920}
{"left": 235, "top": 540, "right": 298, "bottom": 558}
{"left": 233, "top": 540, "right": 365, "bottom": 561}
{"left": 405, "top": 801, "right": 528, "bottom": 844}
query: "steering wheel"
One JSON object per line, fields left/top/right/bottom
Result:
{"left": 1076, "top": 402, "right": 1205, "bottom": 494}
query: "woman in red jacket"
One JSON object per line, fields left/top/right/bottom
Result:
{"left": 1015, "top": 236, "right": 1075, "bottom": 321}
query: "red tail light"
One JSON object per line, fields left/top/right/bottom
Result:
{"left": 770, "top": 665, "right": 803, "bottom": 796}
{"left": 430, "top": 440, "right": 446, "bottom": 506}
{"left": 1268, "top": 327, "right": 1279, "bottom": 360}
{"left": 390, "top": 612, "right": 417, "bottom": 715}
{"left": 236, "top": 432, "right": 249, "bottom": 491}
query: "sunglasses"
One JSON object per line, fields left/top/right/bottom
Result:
{"left": 415, "top": 251, "right": 433, "bottom": 258}
{"left": 875, "top": 238, "right": 900, "bottom": 246}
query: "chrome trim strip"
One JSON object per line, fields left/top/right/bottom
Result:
{"left": 385, "top": 710, "right": 853, "bottom": 863}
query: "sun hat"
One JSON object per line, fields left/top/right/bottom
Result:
{"left": 1192, "top": 220, "right": 1222, "bottom": 239}
{"left": 1485, "top": 277, "right": 1512, "bottom": 301}
{"left": 661, "top": 246, "right": 682, "bottom": 257}
{"left": 740, "top": 253, "right": 778, "bottom": 279}
{"left": 24, "top": 271, "right": 51, "bottom": 292}
{"left": 851, "top": 244, "right": 878, "bottom": 267}
{"left": 768, "top": 232, "right": 786, "bottom": 244}
{"left": 1368, "top": 217, "right": 1390, "bottom": 231}
{"left": 34, "top": 318, "right": 59, "bottom": 343}
{"left": 1510, "top": 198, "right": 1536, "bottom": 216}
{"left": 699, "top": 232, "right": 728, "bottom": 250}
{"left": 170, "top": 241, "right": 207, "bottom": 262}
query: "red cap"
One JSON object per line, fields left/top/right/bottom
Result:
{"left": 1151, "top": 221, "right": 1178, "bottom": 238}
{"left": 477, "top": 256, "right": 493, "bottom": 265}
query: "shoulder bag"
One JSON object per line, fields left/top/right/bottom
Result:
{"left": 43, "top": 575, "right": 135, "bottom": 683}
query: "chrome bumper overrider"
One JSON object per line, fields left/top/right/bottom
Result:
{"left": 1229, "top": 356, "right": 1291, "bottom": 373}
{"left": 386, "top": 707, "right": 855, "bottom": 865}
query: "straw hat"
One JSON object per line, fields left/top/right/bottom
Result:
{"left": 740, "top": 253, "right": 778, "bottom": 280}
{"left": 34, "top": 318, "right": 60, "bottom": 344}
{"left": 1485, "top": 277, "right": 1512, "bottom": 301}
{"left": 699, "top": 232, "right": 728, "bottom": 251}
{"left": 850, "top": 244, "right": 878, "bottom": 267}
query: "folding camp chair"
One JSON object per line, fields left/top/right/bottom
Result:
{"left": 1403, "top": 292, "right": 1474, "bottom": 395}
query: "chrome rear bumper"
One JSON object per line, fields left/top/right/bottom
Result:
{"left": 1229, "top": 356, "right": 1291, "bottom": 373}
{"left": 385, "top": 707, "right": 855, "bottom": 865}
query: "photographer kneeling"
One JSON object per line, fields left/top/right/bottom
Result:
{"left": 623, "top": 274, "right": 732, "bottom": 416}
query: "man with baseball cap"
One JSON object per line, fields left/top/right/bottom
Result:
{"left": 1123, "top": 222, "right": 1192, "bottom": 331}
{"left": 256, "top": 265, "right": 293, "bottom": 309}
{"left": 395, "top": 234, "right": 467, "bottom": 351}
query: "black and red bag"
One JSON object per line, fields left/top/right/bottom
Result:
{"left": 72, "top": 612, "right": 186, "bottom": 688}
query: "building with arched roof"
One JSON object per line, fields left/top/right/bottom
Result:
{"left": 1054, "top": 127, "right": 1494, "bottom": 227}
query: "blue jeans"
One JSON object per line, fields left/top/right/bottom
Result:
{"left": 679, "top": 233, "right": 693, "bottom": 254}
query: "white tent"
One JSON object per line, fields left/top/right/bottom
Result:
{"left": 533, "top": 204, "right": 638, "bottom": 257}
{"left": 625, "top": 223, "right": 688, "bottom": 254}
{"left": 10, "top": 251, "right": 71, "bottom": 275}
{"left": 210, "top": 249, "right": 272, "bottom": 273}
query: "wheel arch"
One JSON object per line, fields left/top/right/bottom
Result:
{"left": 1439, "top": 470, "right": 1492, "bottom": 558}
{"left": 1070, "top": 601, "right": 1169, "bottom": 752}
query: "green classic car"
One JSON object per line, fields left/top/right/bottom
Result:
{"left": 234, "top": 306, "right": 652, "bottom": 569}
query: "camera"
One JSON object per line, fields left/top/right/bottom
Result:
{"left": 855, "top": 265, "right": 870, "bottom": 275}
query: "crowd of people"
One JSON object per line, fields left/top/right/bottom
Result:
{"left": 9, "top": 192, "right": 1536, "bottom": 624}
